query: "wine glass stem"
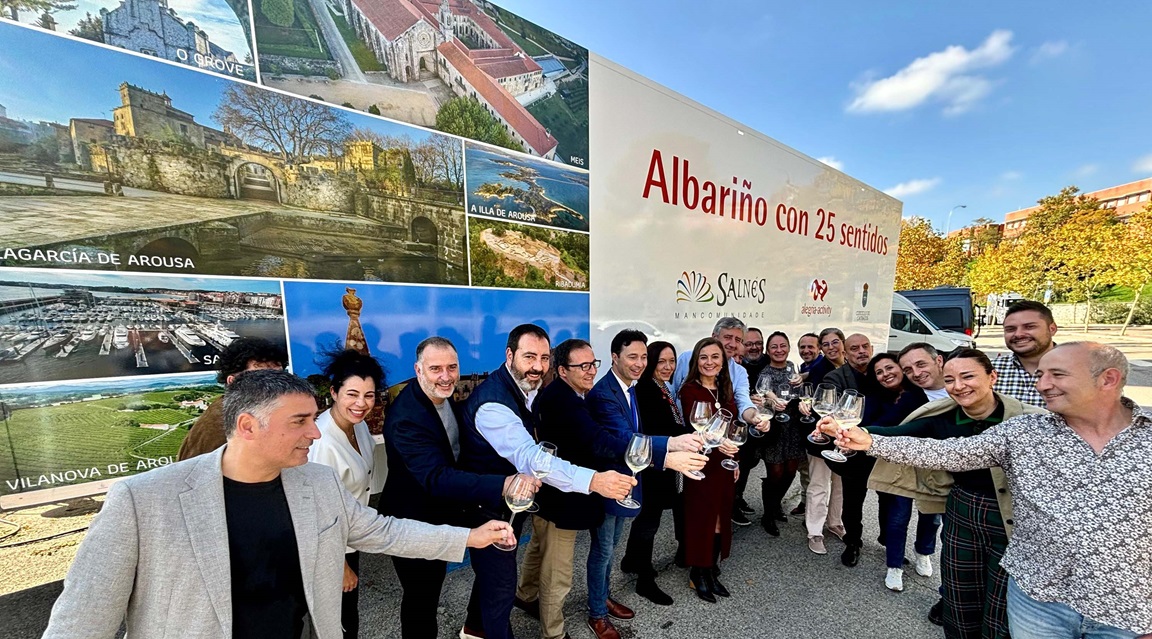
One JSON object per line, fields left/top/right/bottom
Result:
{"left": 626, "top": 470, "right": 635, "bottom": 501}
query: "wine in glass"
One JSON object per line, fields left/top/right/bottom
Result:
{"left": 822, "top": 391, "right": 864, "bottom": 463}
{"left": 685, "top": 402, "right": 712, "bottom": 479}
{"left": 750, "top": 376, "right": 773, "bottom": 438}
{"left": 617, "top": 433, "right": 652, "bottom": 509}
{"left": 774, "top": 383, "right": 794, "bottom": 423}
{"left": 799, "top": 383, "right": 816, "bottom": 424}
{"left": 525, "top": 442, "right": 555, "bottom": 513}
{"left": 721, "top": 420, "right": 746, "bottom": 471}
{"left": 807, "top": 383, "right": 838, "bottom": 444}
{"left": 493, "top": 474, "right": 534, "bottom": 551}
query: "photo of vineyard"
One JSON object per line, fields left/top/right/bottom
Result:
{"left": 0, "top": 374, "right": 218, "bottom": 497}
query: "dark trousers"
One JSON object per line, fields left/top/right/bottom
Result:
{"left": 829, "top": 455, "right": 875, "bottom": 547}
{"left": 734, "top": 444, "right": 761, "bottom": 502}
{"left": 464, "top": 513, "right": 527, "bottom": 639}
{"left": 622, "top": 497, "right": 668, "bottom": 578}
{"left": 392, "top": 555, "right": 448, "bottom": 639}
{"left": 942, "top": 488, "right": 1010, "bottom": 639}
{"left": 878, "top": 492, "right": 941, "bottom": 569}
{"left": 342, "top": 552, "right": 360, "bottom": 639}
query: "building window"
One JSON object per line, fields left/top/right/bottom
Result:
{"left": 1140, "top": 193, "right": 1150, "bottom": 202}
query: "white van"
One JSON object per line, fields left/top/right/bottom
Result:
{"left": 889, "top": 293, "right": 976, "bottom": 355}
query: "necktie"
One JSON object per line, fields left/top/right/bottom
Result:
{"left": 628, "top": 385, "right": 639, "bottom": 432}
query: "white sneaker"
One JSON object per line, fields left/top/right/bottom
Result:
{"left": 885, "top": 567, "right": 904, "bottom": 592}
{"left": 914, "top": 553, "right": 933, "bottom": 577}
{"left": 808, "top": 535, "right": 827, "bottom": 555}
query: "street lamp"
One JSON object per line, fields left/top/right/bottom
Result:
{"left": 944, "top": 204, "right": 967, "bottom": 236}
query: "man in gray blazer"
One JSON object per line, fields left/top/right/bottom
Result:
{"left": 42, "top": 369, "right": 513, "bottom": 639}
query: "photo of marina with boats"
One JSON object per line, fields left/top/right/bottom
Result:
{"left": 0, "top": 270, "right": 286, "bottom": 384}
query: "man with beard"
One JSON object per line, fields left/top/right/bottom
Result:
{"left": 993, "top": 301, "right": 1057, "bottom": 408}
{"left": 459, "top": 324, "right": 635, "bottom": 639}
{"left": 824, "top": 333, "right": 873, "bottom": 393}
{"left": 381, "top": 337, "right": 531, "bottom": 639}
{"left": 741, "top": 328, "right": 769, "bottom": 384}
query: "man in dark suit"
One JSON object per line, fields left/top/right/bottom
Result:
{"left": 585, "top": 329, "right": 706, "bottom": 639}
{"left": 381, "top": 336, "right": 531, "bottom": 639}
{"left": 514, "top": 338, "right": 607, "bottom": 639}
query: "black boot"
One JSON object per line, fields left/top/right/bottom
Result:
{"left": 636, "top": 575, "right": 673, "bottom": 606}
{"left": 711, "top": 534, "right": 730, "bottom": 597}
{"left": 688, "top": 567, "right": 716, "bottom": 603}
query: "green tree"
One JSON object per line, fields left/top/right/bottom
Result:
{"left": 69, "top": 11, "right": 104, "bottom": 42}
{"left": 402, "top": 149, "right": 417, "bottom": 187}
{"left": 435, "top": 97, "right": 519, "bottom": 151}
{"left": 0, "top": 0, "right": 73, "bottom": 21}
{"left": 893, "top": 217, "right": 966, "bottom": 290}
{"left": 367, "top": 104, "right": 381, "bottom": 115}
{"left": 1112, "top": 205, "right": 1152, "bottom": 334}
{"left": 260, "top": 0, "right": 294, "bottom": 27}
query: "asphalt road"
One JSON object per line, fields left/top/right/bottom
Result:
{"left": 306, "top": 0, "right": 367, "bottom": 84}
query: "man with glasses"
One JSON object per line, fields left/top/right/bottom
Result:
{"left": 458, "top": 325, "right": 635, "bottom": 639}
{"left": 585, "top": 329, "right": 706, "bottom": 639}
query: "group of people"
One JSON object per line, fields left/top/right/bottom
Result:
{"left": 40, "top": 300, "right": 1151, "bottom": 639}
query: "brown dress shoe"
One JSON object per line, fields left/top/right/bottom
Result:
{"left": 586, "top": 617, "right": 620, "bottom": 639}
{"left": 512, "top": 596, "right": 539, "bottom": 619}
{"left": 605, "top": 598, "right": 635, "bottom": 620}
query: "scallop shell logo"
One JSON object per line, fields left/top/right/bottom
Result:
{"left": 676, "top": 270, "right": 715, "bottom": 303}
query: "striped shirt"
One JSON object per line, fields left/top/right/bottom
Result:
{"left": 991, "top": 352, "right": 1046, "bottom": 408}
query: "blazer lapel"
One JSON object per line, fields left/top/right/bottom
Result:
{"left": 282, "top": 467, "right": 318, "bottom": 613}
{"left": 179, "top": 449, "right": 232, "bottom": 635}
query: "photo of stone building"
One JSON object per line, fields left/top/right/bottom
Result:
{"left": 0, "top": 0, "right": 255, "bottom": 80}
{"left": 0, "top": 23, "right": 468, "bottom": 285}
{"left": 255, "top": 0, "right": 590, "bottom": 169}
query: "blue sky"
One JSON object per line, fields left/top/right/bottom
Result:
{"left": 0, "top": 22, "right": 442, "bottom": 144}
{"left": 497, "top": 0, "right": 1152, "bottom": 231}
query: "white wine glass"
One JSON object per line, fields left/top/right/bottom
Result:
{"left": 690, "top": 401, "right": 714, "bottom": 434}
{"left": 493, "top": 474, "right": 535, "bottom": 551}
{"left": 822, "top": 391, "right": 864, "bottom": 463}
{"left": 703, "top": 408, "right": 731, "bottom": 454}
{"left": 525, "top": 442, "right": 555, "bottom": 513}
{"left": 617, "top": 433, "right": 651, "bottom": 509}
{"left": 774, "top": 383, "right": 794, "bottom": 423}
{"left": 807, "top": 383, "right": 838, "bottom": 444}
{"left": 721, "top": 420, "right": 746, "bottom": 471}
{"left": 799, "top": 383, "right": 816, "bottom": 424}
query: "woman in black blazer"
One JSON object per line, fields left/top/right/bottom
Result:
{"left": 620, "top": 340, "right": 690, "bottom": 605}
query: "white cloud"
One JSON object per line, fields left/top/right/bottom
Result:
{"left": 1000, "top": 170, "right": 1023, "bottom": 181}
{"left": 884, "top": 178, "right": 942, "bottom": 199}
{"left": 1073, "top": 164, "right": 1098, "bottom": 178}
{"left": 1133, "top": 154, "right": 1152, "bottom": 174}
{"left": 816, "top": 156, "right": 844, "bottom": 171}
{"left": 848, "top": 30, "right": 1015, "bottom": 115}
{"left": 1030, "top": 40, "right": 1069, "bottom": 64}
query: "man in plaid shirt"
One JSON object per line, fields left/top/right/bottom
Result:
{"left": 992, "top": 301, "right": 1057, "bottom": 408}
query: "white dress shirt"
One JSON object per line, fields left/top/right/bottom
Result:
{"left": 309, "top": 408, "right": 375, "bottom": 553}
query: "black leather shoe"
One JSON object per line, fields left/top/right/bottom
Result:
{"left": 790, "top": 502, "right": 806, "bottom": 516}
{"left": 735, "top": 497, "right": 754, "bottom": 515}
{"left": 928, "top": 599, "right": 944, "bottom": 626}
{"left": 513, "top": 596, "right": 539, "bottom": 619}
{"left": 636, "top": 577, "right": 673, "bottom": 606}
{"left": 840, "top": 544, "right": 861, "bottom": 567}
{"left": 710, "top": 568, "right": 730, "bottom": 597}
{"left": 762, "top": 517, "right": 780, "bottom": 537}
{"left": 688, "top": 567, "right": 716, "bottom": 603}
{"left": 731, "top": 509, "right": 751, "bottom": 526}
{"left": 773, "top": 510, "right": 788, "bottom": 523}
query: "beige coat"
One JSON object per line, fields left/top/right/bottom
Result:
{"left": 866, "top": 392, "right": 1046, "bottom": 537}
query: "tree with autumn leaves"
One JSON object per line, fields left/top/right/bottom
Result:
{"left": 897, "top": 186, "right": 1152, "bottom": 330}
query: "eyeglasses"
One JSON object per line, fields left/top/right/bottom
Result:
{"left": 562, "top": 359, "right": 601, "bottom": 372}
{"left": 821, "top": 339, "right": 842, "bottom": 348}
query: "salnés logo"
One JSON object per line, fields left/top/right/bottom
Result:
{"left": 809, "top": 278, "right": 829, "bottom": 301}
{"left": 676, "top": 270, "right": 714, "bottom": 303}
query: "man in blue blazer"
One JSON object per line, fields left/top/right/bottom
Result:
{"left": 585, "top": 329, "right": 706, "bottom": 639}
{"left": 381, "top": 336, "right": 530, "bottom": 639}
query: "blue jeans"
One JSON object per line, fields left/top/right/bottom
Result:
{"left": 1007, "top": 577, "right": 1139, "bottom": 639}
{"left": 587, "top": 514, "right": 627, "bottom": 619}
{"left": 878, "top": 492, "right": 941, "bottom": 569}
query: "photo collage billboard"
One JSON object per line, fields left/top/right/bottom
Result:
{"left": 0, "top": 0, "right": 591, "bottom": 511}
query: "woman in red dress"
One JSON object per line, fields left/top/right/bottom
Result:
{"left": 678, "top": 337, "right": 740, "bottom": 603}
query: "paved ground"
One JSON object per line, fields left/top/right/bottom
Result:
{"left": 0, "top": 470, "right": 945, "bottom": 639}
{"left": 264, "top": 73, "right": 450, "bottom": 126}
